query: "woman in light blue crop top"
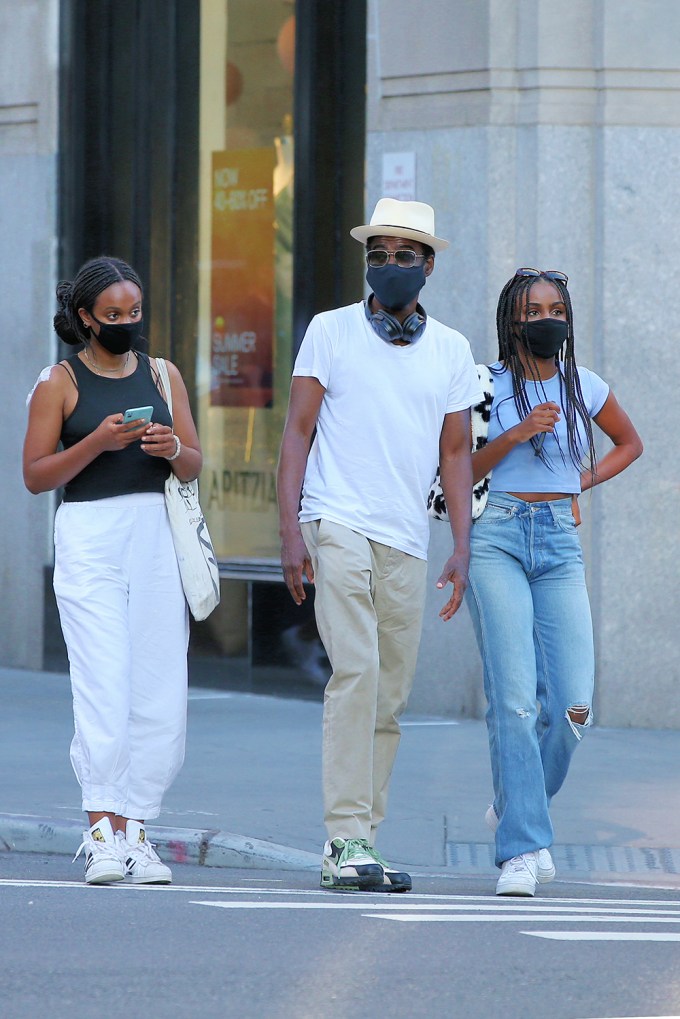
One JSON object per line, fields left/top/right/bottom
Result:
{"left": 466, "top": 268, "right": 642, "bottom": 898}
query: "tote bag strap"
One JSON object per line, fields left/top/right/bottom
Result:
{"left": 155, "top": 357, "right": 173, "bottom": 423}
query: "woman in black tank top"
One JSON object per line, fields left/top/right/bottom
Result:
{"left": 23, "top": 256, "right": 203, "bottom": 886}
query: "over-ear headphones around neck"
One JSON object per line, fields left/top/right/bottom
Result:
{"left": 364, "top": 297, "right": 427, "bottom": 345}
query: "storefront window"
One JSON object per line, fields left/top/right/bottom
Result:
{"left": 192, "top": 0, "right": 363, "bottom": 696}
{"left": 198, "top": 0, "right": 295, "bottom": 568}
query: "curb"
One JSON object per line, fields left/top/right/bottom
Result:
{"left": 0, "top": 813, "right": 319, "bottom": 872}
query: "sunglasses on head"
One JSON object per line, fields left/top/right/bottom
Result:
{"left": 515, "top": 267, "right": 568, "bottom": 284}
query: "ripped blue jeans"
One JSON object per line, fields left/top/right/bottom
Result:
{"left": 466, "top": 493, "right": 594, "bottom": 867}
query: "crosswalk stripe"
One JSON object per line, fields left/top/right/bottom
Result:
{"left": 0, "top": 878, "right": 677, "bottom": 906}
{"left": 189, "top": 901, "right": 680, "bottom": 925}
{"left": 365, "top": 913, "right": 680, "bottom": 923}
{"left": 523, "top": 932, "right": 680, "bottom": 942}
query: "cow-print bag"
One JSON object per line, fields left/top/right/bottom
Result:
{"left": 427, "top": 364, "right": 495, "bottom": 522}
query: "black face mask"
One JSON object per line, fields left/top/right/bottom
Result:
{"left": 366, "top": 263, "right": 426, "bottom": 311}
{"left": 91, "top": 316, "right": 143, "bottom": 355}
{"left": 522, "top": 318, "right": 568, "bottom": 359}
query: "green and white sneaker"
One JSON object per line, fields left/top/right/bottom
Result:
{"left": 320, "top": 838, "right": 384, "bottom": 891}
{"left": 365, "top": 845, "right": 412, "bottom": 893}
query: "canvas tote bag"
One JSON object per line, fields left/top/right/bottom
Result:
{"left": 156, "top": 357, "right": 220, "bottom": 621}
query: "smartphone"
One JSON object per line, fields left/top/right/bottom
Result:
{"left": 122, "top": 406, "right": 153, "bottom": 428}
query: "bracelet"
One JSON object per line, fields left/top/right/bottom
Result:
{"left": 166, "top": 434, "right": 181, "bottom": 461}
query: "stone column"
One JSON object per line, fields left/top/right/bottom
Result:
{"left": 0, "top": 0, "right": 59, "bottom": 667}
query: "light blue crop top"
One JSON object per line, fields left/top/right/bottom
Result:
{"left": 487, "top": 362, "right": 609, "bottom": 494}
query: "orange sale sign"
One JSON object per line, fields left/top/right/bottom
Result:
{"left": 210, "top": 148, "right": 276, "bottom": 407}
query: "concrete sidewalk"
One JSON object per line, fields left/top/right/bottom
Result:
{"left": 2, "top": 667, "right": 680, "bottom": 885}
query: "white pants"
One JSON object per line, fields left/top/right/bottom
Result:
{"left": 53, "top": 493, "right": 189, "bottom": 820}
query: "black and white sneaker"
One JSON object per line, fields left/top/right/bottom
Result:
{"left": 118, "top": 821, "right": 172, "bottom": 884}
{"left": 320, "top": 838, "right": 384, "bottom": 891}
{"left": 73, "top": 817, "right": 125, "bottom": 885}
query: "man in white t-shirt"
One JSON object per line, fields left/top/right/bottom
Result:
{"left": 277, "top": 198, "right": 482, "bottom": 892}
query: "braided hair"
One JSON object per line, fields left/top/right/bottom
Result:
{"left": 53, "top": 256, "right": 144, "bottom": 346}
{"left": 494, "top": 272, "right": 597, "bottom": 476}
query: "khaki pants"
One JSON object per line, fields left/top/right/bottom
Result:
{"left": 301, "top": 519, "right": 427, "bottom": 844}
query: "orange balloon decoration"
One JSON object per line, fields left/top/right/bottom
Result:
{"left": 277, "top": 16, "right": 295, "bottom": 76}
{"left": 226, "top": 61, "right": 243, "bottom": 105}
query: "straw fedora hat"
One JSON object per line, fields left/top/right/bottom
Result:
{"left": 350, "top": 198, "right": 449, "bottom": 253}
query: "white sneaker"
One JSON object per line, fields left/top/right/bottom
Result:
{"left": 536, "top": 848, "right": 556, "bottom": 882}
{"left": 119, "top": 821, "right": 172, "bottom": 884}
{"left": 496, "top": 852, "right": 539, "bottom": 896}
{"left": 73, "top": 817, "right": 125, "bottom": 885}
{"left": 485, "top": 805, "right": 555, "bottom": 884}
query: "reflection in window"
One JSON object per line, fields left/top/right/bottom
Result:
{"left": 198, "top": 0, "right": 295, "bottom": 564}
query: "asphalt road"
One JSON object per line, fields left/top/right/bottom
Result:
{"left": 2, "top": 853, "right": 680, "bottom": 1019}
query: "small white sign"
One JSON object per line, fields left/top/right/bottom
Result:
{"left": 381, "top": 152, "right": 416, "bottom": 202}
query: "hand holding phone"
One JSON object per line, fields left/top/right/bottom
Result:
{"left": 122, "top": 406, "right": 153, "bottom": 430}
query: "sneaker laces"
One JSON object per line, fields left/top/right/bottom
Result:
{"left": 73, "top": 833, "right": 120, "bottom": 865}
{"left": 364, "top": 845, "right": 390, "bottom": 869}
{"left": 72, "top": 841, "right": 87, "bottom": 864}
{"left": 505, "top": 854, "right": 536, "bottom": 874}
{"left": 125, "top": 836, "right": 162, "bottom": 863}
{"left": 339, "top": 838, "right": 374, "bottom": 865}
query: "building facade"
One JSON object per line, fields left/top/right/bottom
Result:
{"left": 1, "top": 0, "right": 678, "bottom": 725}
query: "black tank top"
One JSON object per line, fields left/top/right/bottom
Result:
{"left": 60, "top": 353, "right": 173, "bottom": 502}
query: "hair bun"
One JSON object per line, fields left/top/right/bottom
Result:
{"left": 55, "top": 280, "right": 73, "bottom": 309}
{"left": 53, "top": 280, "right": 83, "bottom": 345}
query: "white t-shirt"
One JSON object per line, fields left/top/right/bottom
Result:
{"left": 488, "top": 362, "right": 610, "bottom": 494}
{"left": 293, "top": 302, "right": 482, "bottom": 559}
